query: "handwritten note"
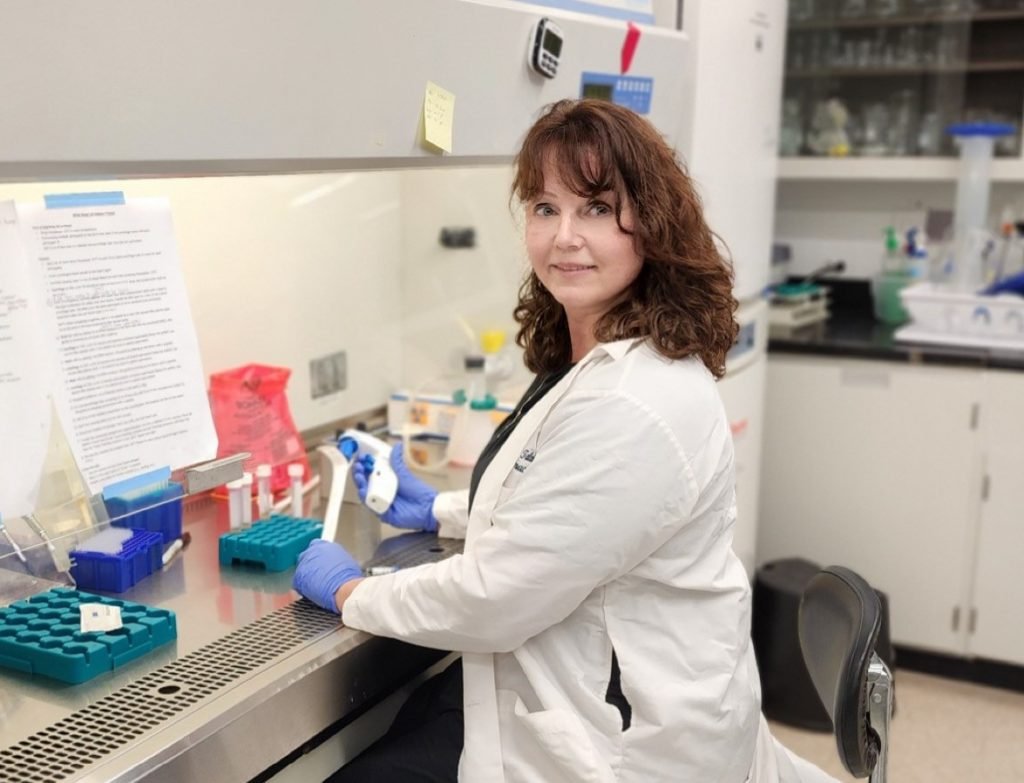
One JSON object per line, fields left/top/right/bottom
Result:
{"left": 423, "top": 81, "right": 455, "bottom": 153}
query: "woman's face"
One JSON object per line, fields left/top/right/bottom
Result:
{"left": 525, "top": 162, "right": 643, "bottom": 326}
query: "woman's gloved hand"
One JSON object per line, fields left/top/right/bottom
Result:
{"left": 293, "top": 540, "right": 363, "bottom": 614}
{"left": 352, "top": 443, "right": 438, "bottom": 532}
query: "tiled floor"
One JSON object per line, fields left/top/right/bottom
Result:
{"left": 769, "top": 670, "right": 1024, "bottom": 783}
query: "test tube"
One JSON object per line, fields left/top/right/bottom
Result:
{"left": 226, "top": 478, "right": 245, "bottom": 530}
{"left": 288, "top": 463, "right": 305, "bottom": 518}
{"left": 255, "top": 464, "right": 273, "bottom": 518}
{"left": 241, "top": 471, "right": 253, "bottom": 528}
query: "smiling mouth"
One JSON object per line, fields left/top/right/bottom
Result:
{"left": 552, "top": 264, "right": 597, "bottom": 272}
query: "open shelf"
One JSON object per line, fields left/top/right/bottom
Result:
{"left": 789, "top": 9, "right": 1024, "bottom": 30}
{"left": 776, "top": 156, "right": 1024, "bottom": 181}
{"left": 786, "top": 60, "right": 1024, "bottom": 78}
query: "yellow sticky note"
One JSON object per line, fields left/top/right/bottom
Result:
{"left": 423, "top": 81, "right": 455, "bottom": 153}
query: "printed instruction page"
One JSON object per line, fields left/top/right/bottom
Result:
{"left": 17, "top": 197, "right": 216, "bottom": 495}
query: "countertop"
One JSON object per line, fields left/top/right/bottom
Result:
{"left": 0, "top": 464, "right": 472, "bottom": 782}
{"left": 767, "top": 280, "right": 1024, "bottom": 372}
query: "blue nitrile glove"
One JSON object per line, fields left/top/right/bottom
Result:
{"left": 293, "top": 539, "right": 363, "bottom": 614}
{"left": 352, "top": 442, "right": 439, "bottom": 532}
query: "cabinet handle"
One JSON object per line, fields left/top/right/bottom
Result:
{"left": 981, "top": 474, "right": 990, "bottom": 502}
{"left": 969, "top": 608, "right": 978, "bottom": 634}
{"left": 952, "top": 606, "right": 960, "bottom": 631}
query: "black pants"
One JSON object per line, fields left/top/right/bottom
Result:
{"left": 326, "top": 659, "right": 464, "bottom": 782}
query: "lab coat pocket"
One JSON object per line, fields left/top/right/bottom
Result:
{"left": 496, "top": 689, "right": 616, "bottom": 783}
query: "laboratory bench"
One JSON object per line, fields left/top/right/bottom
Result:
{"left": 0, "top": 468, "right": 471, "bottom": 782}
{"left": 767, "top": 280, "right": 1024, "bottom": 371}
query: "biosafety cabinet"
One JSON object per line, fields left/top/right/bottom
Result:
{"left": 0, "top": 2, "right": 788, "bottom": 779}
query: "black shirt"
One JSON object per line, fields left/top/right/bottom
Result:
{"left": 467, "top": 366, "right": 573, "bottom": 514}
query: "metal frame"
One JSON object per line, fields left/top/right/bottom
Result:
{"left": 866, "top": 653, "right": 893, "bottom": 783}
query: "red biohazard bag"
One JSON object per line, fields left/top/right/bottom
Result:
{"left": 208, "top": 364, "right": 309, "bottom": 494}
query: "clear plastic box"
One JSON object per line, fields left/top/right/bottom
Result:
{"left": 898, "top": 282, "right": 1024, "bottom": 345}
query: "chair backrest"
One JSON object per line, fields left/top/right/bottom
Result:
{"left": 797, "top": 566, "right": 885, "bottom": 779}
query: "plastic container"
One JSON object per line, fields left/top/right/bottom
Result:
{"left": 947, "top": 123, "right": 1015, "bottom": 290}
{"left": 218, "top": 514, "right": 322, "bottom": 572}
{"left": 900, "top": 281, "right": 1024, "bottom": 339}
{"left": 447, "top": 398, "right": 498, "bottom": 467}
{"left": 0, "top": 587, "right": 177, "bottom": 684}
{"left": 70, "top": 529, "right": 164, "bottom": 592}
{"left": 106, "top": 481, "right": 184, "bottom": 543}
{"left": 871, "top": 271, "right": 912, "bottom": 325}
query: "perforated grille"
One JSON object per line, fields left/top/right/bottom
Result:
{"left": 0, "top": 600, "right": 339, "bottom": 783}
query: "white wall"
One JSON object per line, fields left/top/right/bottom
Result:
{"left": 1, "top": 173, "right": 405, "bottom": 432}
{"left": 1, "top": 167, "right": 533, "bottom": 434}
{"left": 398, "top": 166, "right": 531, "bottom": 395}
{"left": 775, "top": 180, "right": 1024, "bottom": 280}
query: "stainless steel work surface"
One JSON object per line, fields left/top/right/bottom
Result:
{"left": 0, "top": 468, "right": 469, "bottom": 783}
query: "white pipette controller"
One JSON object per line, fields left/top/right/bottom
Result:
{"left": 338, "top": 429, "right": 398, "bottom": 516}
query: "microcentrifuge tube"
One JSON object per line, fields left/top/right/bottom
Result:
{"left": 255, "top": 464, "right": 272, "bottom": 518}
{"left": 241, "top": 472, "right": 253, "bottom": 528}
{"left": 226, "top": 478, "right": 245, "bottom": 530}
{"left": 288, "top": 463, "right": 305, "bottom": 517}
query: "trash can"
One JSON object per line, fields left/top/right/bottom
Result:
{"left": 752, "top": 558, "right": 895, "bottom": 731}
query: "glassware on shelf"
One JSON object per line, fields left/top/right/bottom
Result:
{"left": 790, "top": 0, "right": 816, "bottom": 21}
{"left": 871, "top": 0, "right": 903, "bottom": 18}
{"left": 918, "top": 112, "right": 943, "bottom": 156}
{"left": 895, "top": 26, "right": 923, "bottom": 67}
{"left": 859, "top": 103, "right": 892, "bottom": 155}
{"left": 887, "top": 89, "right": 920, "bottom": 155}
{"left": 808, "top": 98, "right": 852, "bottom": 156}
{"left": 779, "top": 99, "right": 805, "bottom": 156}
{"left": 838, "top": 0, "right": 869, "bottom": 18}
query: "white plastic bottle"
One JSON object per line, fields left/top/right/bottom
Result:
{"left": 448, "top": 356, "right": 497, "bottom": 467}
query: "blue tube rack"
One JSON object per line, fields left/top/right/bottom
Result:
{"left": 70, "top": 529, "right": 165, "bottom": 593}
{"left": 0, "top": 588, "right": 177, "bottom": 684}
{"left": 218, "top": 515, "right": 323, "bottom": 572}
{"left": 106, "top": 481, "right": 184, "bottom": 543}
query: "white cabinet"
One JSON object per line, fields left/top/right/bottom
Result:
{"left": 758, "top": 355, "right": 983, "bottom": 656}
{"left": 968, "top": 370, "right": 1024, "bottom": 665}
{"left": 759, "top": 354, "right": 1024, "bottom": 666}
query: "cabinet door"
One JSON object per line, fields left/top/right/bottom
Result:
{"left": 758, "top": 355, "right": 982, "bottom": 655}
{"left": 968, "top": 370, "right": 1024, "bottom": 665}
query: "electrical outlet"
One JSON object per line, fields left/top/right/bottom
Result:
{"left": 310, "top": 350, "right": 347, "bottom": 399}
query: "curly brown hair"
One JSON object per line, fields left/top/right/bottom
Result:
{"left": 511, "top": 99, "right": 738, "bottom": 379}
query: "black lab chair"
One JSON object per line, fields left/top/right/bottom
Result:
{"left": 798, "top": 566, "right": 894, "bottom": 783}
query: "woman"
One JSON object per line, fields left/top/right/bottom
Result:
{"left": 294, "top": 99, "right": 835, "bottom": 783}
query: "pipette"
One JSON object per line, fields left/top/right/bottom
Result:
{"left": 336, "top": 430, "right": 398, "bottom": 515}
{"left": 317, "top": 444, "right": 351, "bottom": 543}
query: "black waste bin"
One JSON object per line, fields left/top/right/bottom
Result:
{"left": 752, "top": 558, "right": 895, "bottom": 731}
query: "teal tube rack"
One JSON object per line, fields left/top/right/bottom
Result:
{"left": 218, "top": 515, "right": 323, "bottom": 572}
{"left": 0, "top": 588, "right": 177, "bottom": 684}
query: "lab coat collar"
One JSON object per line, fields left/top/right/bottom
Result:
{"left": 588, "top": 337, "right": 644, "bottom": 362}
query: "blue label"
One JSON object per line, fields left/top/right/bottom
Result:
{"left": 580, "top": 73, "right": 653, "bottom": 115}
{"left": 512, "top": 0, "right": 654, "bottom": 23}
{"left": 102, "top": 466, "right": 171, "bottom": 500}
{"left": 44, "top": 191, "right": 125, "bottom": 209}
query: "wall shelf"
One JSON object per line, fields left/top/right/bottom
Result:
{"left": 786, "top": 60, "right": 1024, "bottom": 78}
{"left": 776, "top": 156, "right": 1024, "bottom": 181}
{"left": 789, "top": 9, "right": 1024, "bottom": 31}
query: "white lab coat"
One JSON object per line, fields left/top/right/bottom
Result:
{"left": 344, "top": 338, "right": 837, "bottom": 783}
